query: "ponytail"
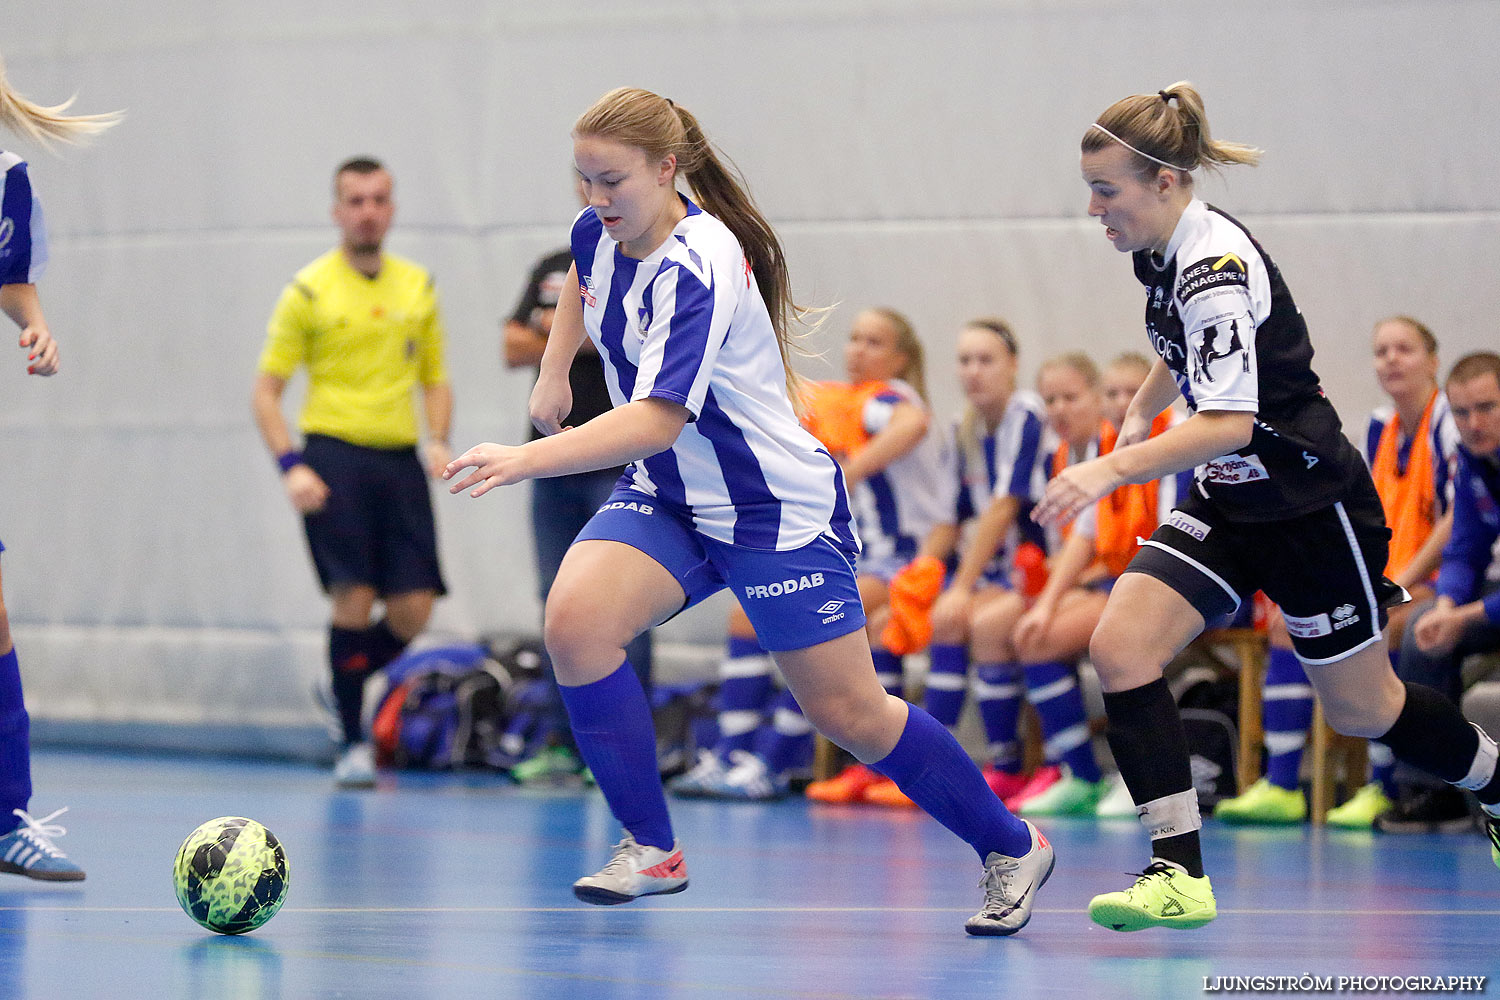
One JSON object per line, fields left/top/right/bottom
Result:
{"left": 0, "top": 55, "right": 120, "bottom": 146}
{"left": 1083, "top": 81, "right": 1259, "bottom": 182}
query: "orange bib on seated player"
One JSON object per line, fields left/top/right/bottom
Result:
{"left": 1370, "top": 390, "right": 1438, "bottom": 579}
{"left": 879, "top": 555, "right": 946, "bottom": 655}
{"left": 1093, "top": 412, "right": 1174, "bottom": 579}
{"left": 800, "top": 380, "right": 893, "bottom": 458}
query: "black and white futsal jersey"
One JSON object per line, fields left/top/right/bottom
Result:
{"left": 1133, "top": 199, "right": 1365, "bottom": 522}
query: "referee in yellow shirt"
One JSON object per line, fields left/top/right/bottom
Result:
{"left": 252, "top": 157, "right": 452, "bottom": 788}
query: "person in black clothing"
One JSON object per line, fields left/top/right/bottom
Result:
{"left": 503, "top": 245, "right": 653, "bottom": 777}
{"left": 1032, "top": 81, "right": 1500, "bottom": 932}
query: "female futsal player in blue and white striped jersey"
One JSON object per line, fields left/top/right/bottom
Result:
{"left": 0, "top": 55, "right": 116, "bottom": 881}
{"left": 447, "top": 87, "right": 1052, "bottom": 936}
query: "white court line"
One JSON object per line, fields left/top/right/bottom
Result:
{"left": 3, "top": 905, "right": 1500, "bottom": 916}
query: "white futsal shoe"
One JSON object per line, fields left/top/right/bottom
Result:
{"left": 572, "top": 833, "right": 689, "bottom": 905}
{"left": 964, "top": 820, "right": 1055, "bottom": 936}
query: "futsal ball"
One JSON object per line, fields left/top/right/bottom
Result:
{"left": 173, "top": 816, "right": 289, "bottom": 935}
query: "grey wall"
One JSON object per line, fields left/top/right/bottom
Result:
{"left": 2, "top": 1, "right": 1496, "bottom": 733}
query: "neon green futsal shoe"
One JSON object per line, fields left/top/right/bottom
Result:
{"left": 1212, "top": 777, "right": 1305, "bottom": 824}
{"left": 1484, "top": 810, "right": 1500, "bottom": 870}
{"left": 1088, "top": 862, "right": 1217, "bottom": 931}
{"left": 1324, "top": 782, "right": 1393, "bottom": 829}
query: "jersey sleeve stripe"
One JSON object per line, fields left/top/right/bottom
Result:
{"left": 645, "top": 264, "right": 718, "bottom": 417}
{"left": 0, "top": 161, "right": 40, "bottom": 285}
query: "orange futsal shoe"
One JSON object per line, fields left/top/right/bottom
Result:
{"left": 806, "top": 763, "right": 882, "bottom": 804}
{"left": 862, "top": 777, "right": 919, "bottom": 809}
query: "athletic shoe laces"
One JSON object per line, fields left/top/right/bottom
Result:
{"left": 976, "top": 855, "right": 1024, "bottom": 913}
{"left": 9, "top": 807, "right": 70, "bottom": 857}
{"left": 598, "top": 836, "right": 647, "bottom": 877}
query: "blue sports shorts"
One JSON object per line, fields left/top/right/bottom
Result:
{"left": 574, "top": 488, "right": 866, "bottom": 652}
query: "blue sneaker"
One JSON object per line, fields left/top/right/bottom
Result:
{"left": 0, "top": 808, "right": 85, "bottom": 882}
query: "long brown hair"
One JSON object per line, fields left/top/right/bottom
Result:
{"left": 0, "top": 55, "right": 119, "bottom": 145}
{"left": 574, "top": 88, "right": 808, "bottom": 399}
{"left": 1082, "top": 81, "right": 1260, "bottom": 182}
{"left": 956, "top": 317, "right": 1020, "bottom": 481}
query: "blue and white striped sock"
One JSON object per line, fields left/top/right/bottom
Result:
{"left": 714, "top": 636, "right": 774, "bottom": 757}
{"left": 924, "top": 644, "right": 968, "bottom": 727}
{"left": 1024, "top": 661, "right": 1101, "bottom": 782}
{"left": 1263, "top": 646, "right": 1313, "bottom": 791}
{"left": 973, "top": 661, "right": 1024, "bottom": 773}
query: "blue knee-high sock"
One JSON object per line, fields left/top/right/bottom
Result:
{"left": 924, "top": 644, "right": 968, "bottom": 726}
{"left": 1368, "top": 741, "right": 1397, "bottom": 796}
{"left": 753, "top": 689, "right": 814, "bottom": 775}
{"left": 871, "top": 649, "right": 904, "bottom": 699}
{"left": 1024, "top": 661, "right": 1101, "bottom": 782}
{"left": 872, "top": 704, "right": 1032, "bottom": 860}
{"left": 973, "top": 661, "right": 1024, "bottom": 773}
{"left": 1263, "top": 647, "right": 1313, "bottom": 791}
{"left": 558, "top": 661, "right": 673, "bottom": 850}
{"left": 0, "top": 648, "right": 31, "bottom": 834}
{"left": 714, "top": 636, "right": 774, "bottom": 757}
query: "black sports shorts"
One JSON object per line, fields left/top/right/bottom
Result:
{"left": 300, "top": 434, "right": 447, "bottom": 598}
{"left": 1125, "top": 482, "right": 1404, "bottom": 665}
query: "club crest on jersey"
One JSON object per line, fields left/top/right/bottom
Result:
{"left": 1178, "top": 253, "right": 1248, "bottom": 303}
{"left": 580, "top": 275, "right": 598, "bottom": 308}
{"left": 744, "top": 573, "right": 825, "bottom": 600}
{"left": 1190, "top": 318, "right": 1250, "bottom": 384}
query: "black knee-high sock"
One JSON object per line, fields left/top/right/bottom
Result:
{"left": 1379, "top": 682, "right": 1500, "bottom": 806}
{"left": 366, "top": 618, "right": 410, "bottom": 672}
{"left": 1103, "top": 677, "right": 1205, "bottom": 878}
{"left": 329, "top": 626, "right": 375, "bottom": 746}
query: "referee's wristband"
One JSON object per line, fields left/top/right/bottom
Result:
{"left": 276, "top": 450, "right": 303, "bottom": 474}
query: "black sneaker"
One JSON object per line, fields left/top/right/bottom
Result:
{"left": 1373, "top": 785, "right": 1475, "bottom": 834}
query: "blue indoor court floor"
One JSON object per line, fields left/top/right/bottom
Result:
{"left": 2, "top": 748, "right": 1496, "bottom": 999}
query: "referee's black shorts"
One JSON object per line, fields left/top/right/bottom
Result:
{"left": 1125, "top": 478, "right": 1403, "bottom": 665}
{"left": 300, "top": 434, "right": 447, "bottom": 598}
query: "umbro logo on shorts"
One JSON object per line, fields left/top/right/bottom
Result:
{"left": 816, "top": 600, "right": 845, "bottom": 615}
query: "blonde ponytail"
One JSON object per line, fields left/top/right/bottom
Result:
{"left": 1083, "top": 81, "right": 1259, "bottom": 181}
{"left": 0, "top": 56, "right": 119, "bottom": 146}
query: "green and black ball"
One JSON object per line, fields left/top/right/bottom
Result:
{"left": 173, "top": 817, "right": 289, "bottom": 935}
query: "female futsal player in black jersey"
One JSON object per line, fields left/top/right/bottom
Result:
{"left": 1033, "top": 81, "right": 1500, "bottom": 932}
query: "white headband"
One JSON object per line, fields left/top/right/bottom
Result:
{"left": 1088, "top": 123, "right": 1193, "bottom": 173}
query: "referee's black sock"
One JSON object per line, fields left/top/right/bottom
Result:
{"left": 1379, "top": 682, "right": 1500, "bottom": 808}
{"left": 329, "top": 625, "right": 376, "bottom": 746}
{"left": 1102, "top": 677, "right": 1205, "bottom": 879}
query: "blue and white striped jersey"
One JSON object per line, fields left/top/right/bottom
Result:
{"left": 849, "top": 379, "right": 954, "bottom": 567}
{"left": 0, "top": 151, "right": 47, "bottom": 286}
{"left": 570, "top": 197, "right": 854, "bottom": 552}
{"left": 953, "top": 389, "right": 1054, "bottom": 564}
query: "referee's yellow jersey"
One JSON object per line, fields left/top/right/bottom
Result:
{"left": 259, "top": 249, "right": 448, "bottom": 448}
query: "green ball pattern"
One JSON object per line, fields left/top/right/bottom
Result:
{"left": 172, "top": 816, "right": 289, "bottom": 935}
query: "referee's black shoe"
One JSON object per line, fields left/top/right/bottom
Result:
{"left": 1373, "top": 785, "right": 1475, "bottom": 834}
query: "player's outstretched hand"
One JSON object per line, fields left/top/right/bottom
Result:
{"left": 445, "top": 443, "right": 530, "bottom": 498}
{"left": 20, "top": 324, "right": 58, "bottom": 376}
{"left": 1032, "top": 456, "right": 1122, "bottom": 527}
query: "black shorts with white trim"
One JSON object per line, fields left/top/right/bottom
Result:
{"left": 1124, "top": 482, "right": 1405, "bottom": 664}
